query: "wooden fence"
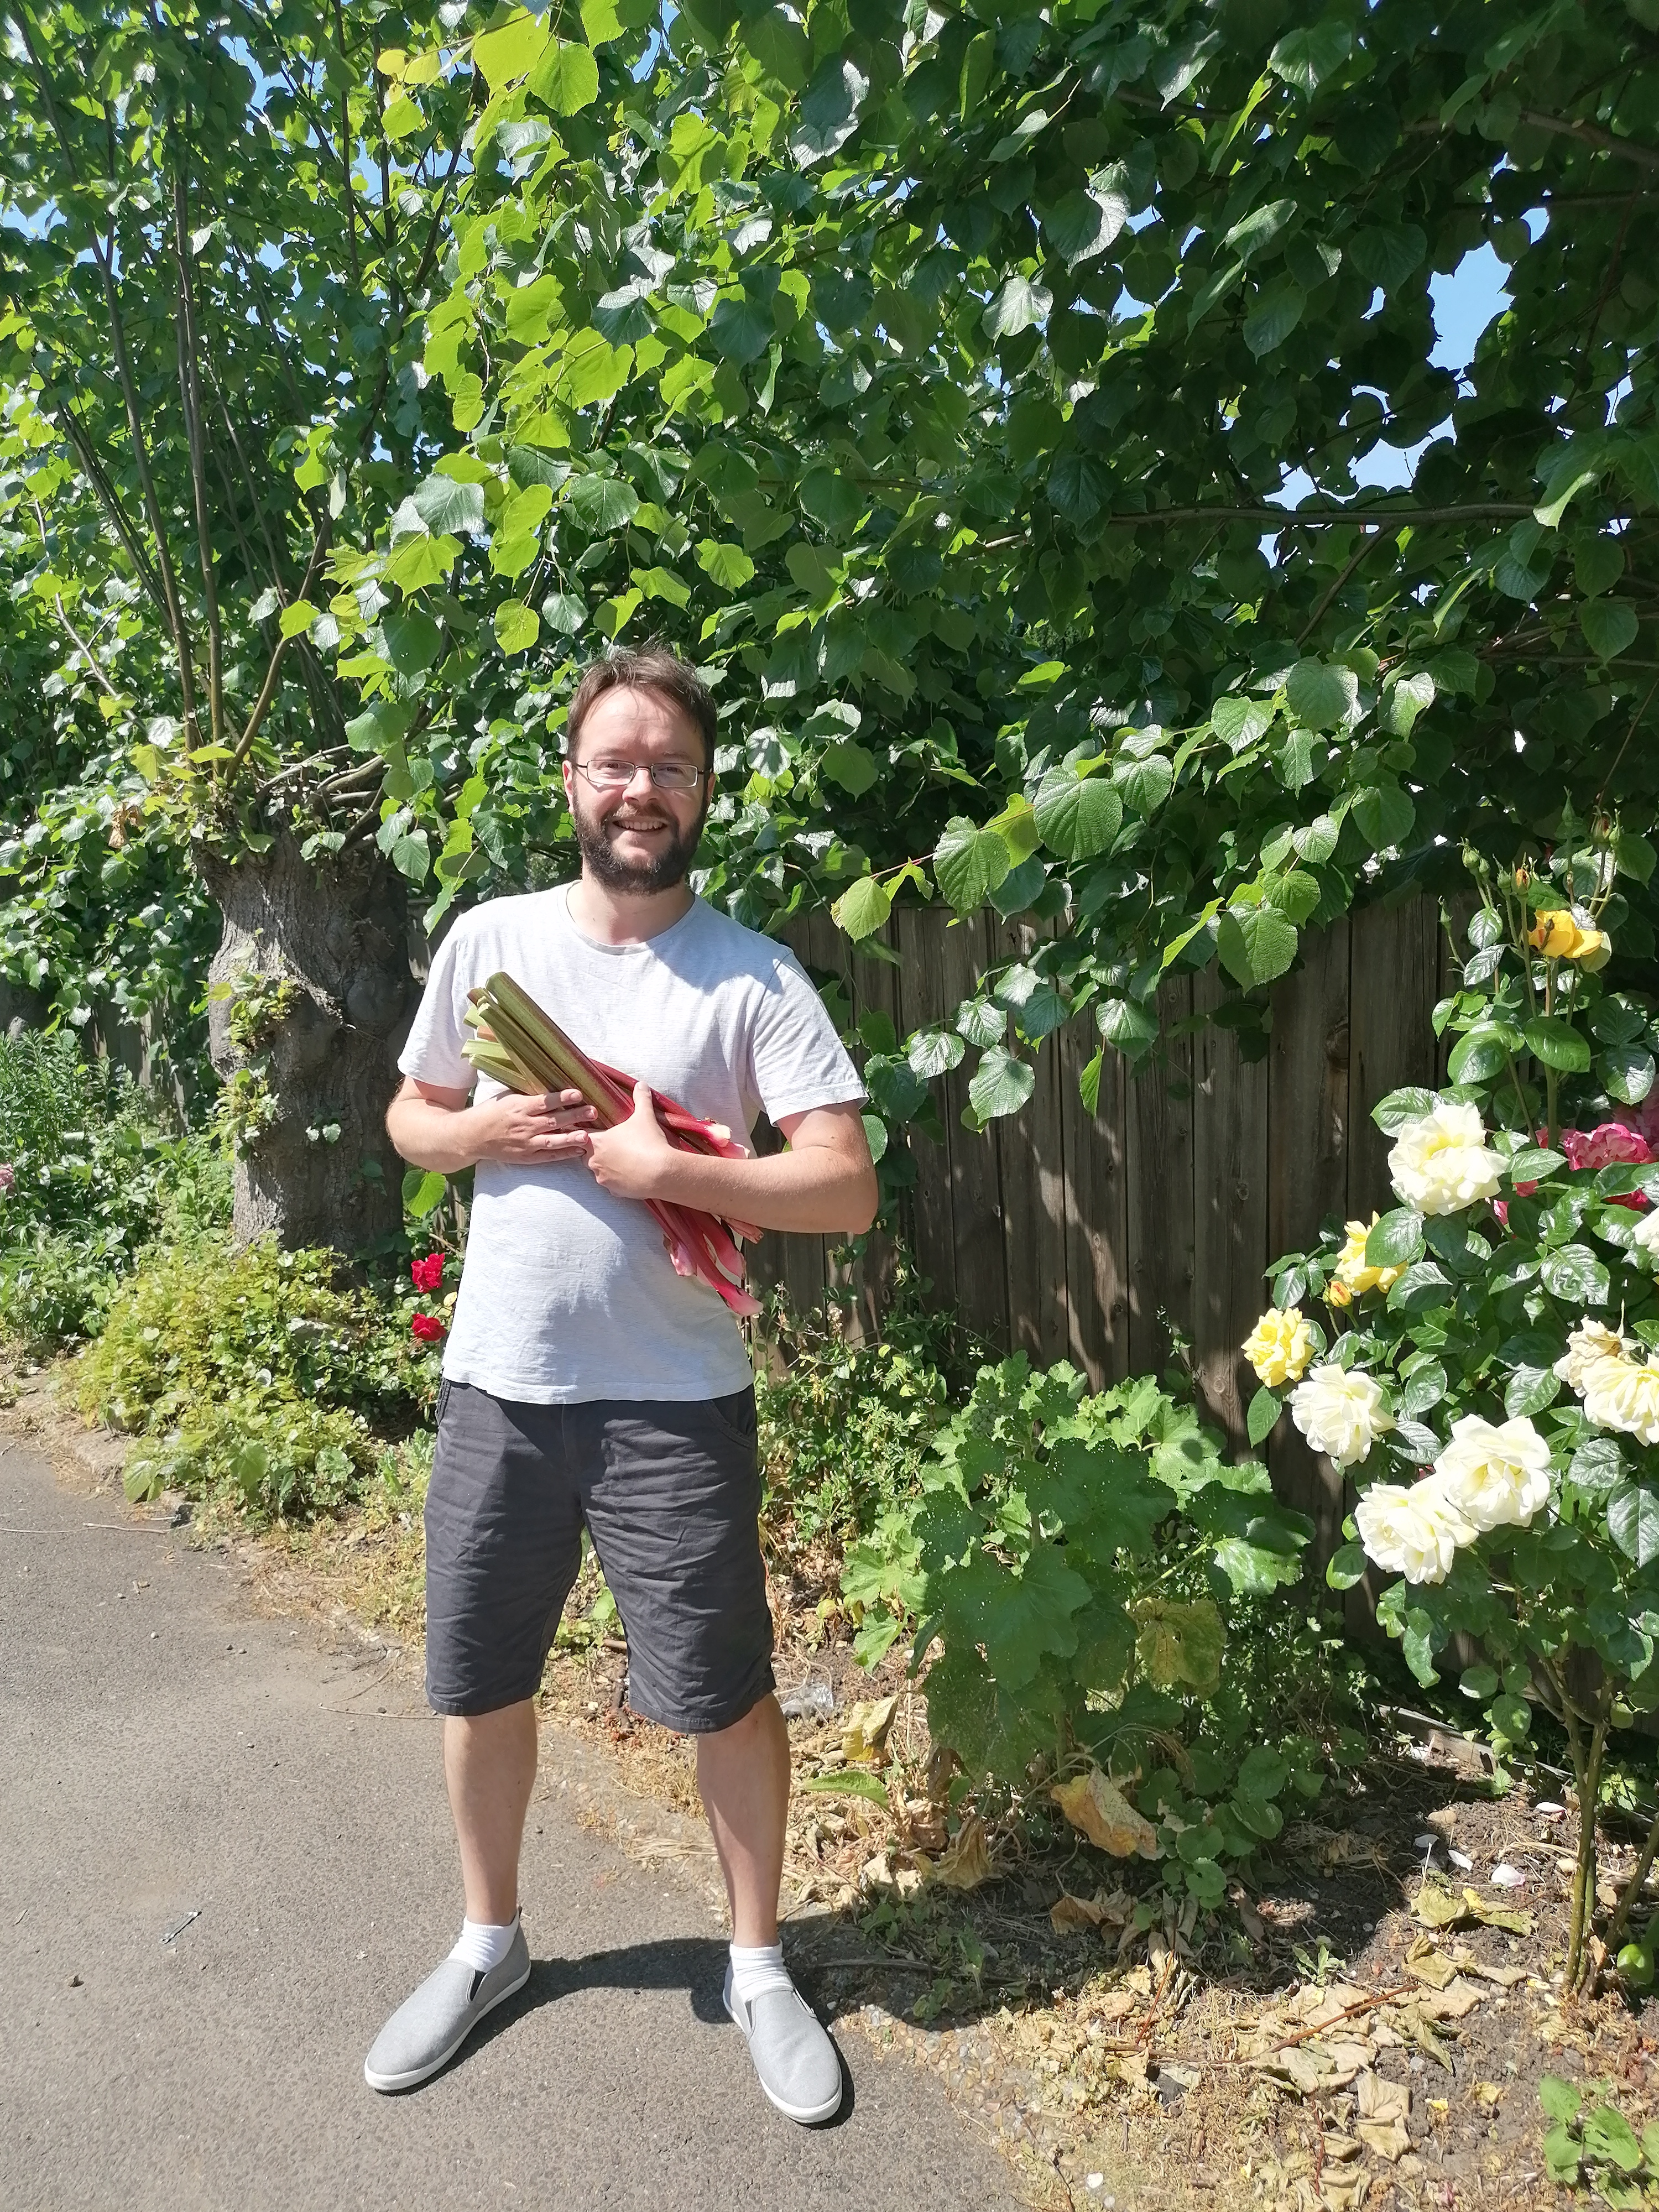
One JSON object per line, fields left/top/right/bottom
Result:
{"left": 749, "top": 896, "right": 1459, "bottom": 1565}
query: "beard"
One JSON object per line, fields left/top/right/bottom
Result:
{"left": 571, "top": 786, "right": 709, "bottom": 893}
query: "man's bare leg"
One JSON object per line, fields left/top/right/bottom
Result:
{"left": 445, "top": 1700, "right": 538, "bottom": 1925}
{"left": 696, "top": 1693, "right": 790, "bottom": 1943}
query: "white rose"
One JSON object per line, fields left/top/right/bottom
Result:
{"left": 1387, "top": 1099, "right": 1503, "bottom": 1216}
{"left": 1634, "top": 1210, "right": 1659, "bottom": 1265}
{"left": 1583, "top": 1357, "right": 1659, "bottom": 1448}
{"left": 1290, "top": 1362, "right": 1394, "bottom": 1467}
{"left": 1555, "top": 1319, "right": 1630, "bottom": 1394}
{"left": 1356, "top": 1477, "right": 1475, "bottom": 1586}
{"left": 1433, "top": 1413, "right": 1553, "bottom": 1533}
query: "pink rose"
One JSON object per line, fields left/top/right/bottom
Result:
{"left": 0, "top": 1164, "right": 12, "bottom": 1194}
{"left": 1561, "top": 1123, "right": 1653, "bottom": 1172}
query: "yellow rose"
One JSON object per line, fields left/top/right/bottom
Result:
{"left": 1243, "top": 1305, "right": 1315, "bottom": 1387}
{"left": 1332, "top": 1213, "right": 1404, "bottom": 1298}
{"left": 1529, "top": 909, "right": 1613, "bottom": 966}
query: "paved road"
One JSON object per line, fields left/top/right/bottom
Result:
{"left": 1, "top": 1433, "right": 1012, "bottom": 2212}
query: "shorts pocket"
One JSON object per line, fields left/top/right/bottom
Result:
{"left": 708, "top": 1385, "right": 758, "bottom": 1444}
{"left": 435, "top": 1378, "right": 453, "bottom": 1428}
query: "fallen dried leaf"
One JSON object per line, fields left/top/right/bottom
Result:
{"left": 1357, "top": 2072, "right": 1409, "bottom": 2127}
{"left": 926, "top": 1813, "right": 991, "bottom": 1891}
{"left": 1355, "top": 2118, "right": 1411, "bottom": 2163}
{"left": 841, "top": 1695, "right": 897, "bottom": 1766}
{"left": 1050, "top": 1766, "right": 1161, "bottom": 1859}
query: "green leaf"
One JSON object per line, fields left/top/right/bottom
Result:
{"left": 968, "top": 1047, "right": 1036, "bottom": 1122}
{"left": 494, "top": 601, "right": 539, "bottom": 654}
{"left": 1243, "top": 275, "right": 1305, "bottom": 357}
{"left": 1381, "top": 671, "right": 1435, "bottom": 735}
{"left": 1583, "top": 2105, "right": 1645, "bottom": 2173}
{"left": 1447, "top": 1025, "right": 1512, "bottom": 1084}
{"left": 984, "top": 274, "right": 1052, "bottom": 340}
{"left": 1285, "top": 658, "right": 1358, "bottom": 729}
{"left": 1540, "top": 1243, "right": 1610, "bottom": 1305}
{"left": 831, "top": 875, "right": 891, "bottom": 941}
{"left": 1580, "top": 597, "right": 1639, "bottom": 661}
{"left": 1267, "top": 19, "right": 1352, "bottom": 92}
{"left": 822, "top": 740, "right": 878, "bottom": 796}
{"left": 410, "top": 473, "right": 485, "bottom": 535}
{"left": 1366, "top": 1208, "right": 1423, "bottom": 1267}
{"left": 1217, "top": 902, "right": 1298, "bottom": 988}
{"left": 1609, "top": 1483, "right": 1659, "bottom": 1567}
{"left": 565, "top": 475, "right": 640, "bottom": 533}
{"left": 1571, "top": 1437, "right": 1624, "bottom": 1499}
{"left": 1213, "top": 696, "right": 1275, "bottom": 749}
{"left": 1459, "top": 1663, "right": 1500, "bottom": 1700}
{"left": 742, "top": 4, "right": 809, "bottom": 86}
{"left": 709, "top": 292, "right": 773, "bottom": 364}
{"left": 1114, "top": 753, "right": 1173, "bottom": 817}
{"left": 1098, "top": 998, "right": 1160, "bottom": 1059}
{"left": 1541, "top": 2121, "right": 1581, "bottom": 2184}
{"left": 695, "top": 539, "right": 755, "bottom": 591}
{"left": 1247, "top": 1387, "right": 1282, "bottom": 1446}
{"left": 1524, "top": 1015, "right": 1592, "bottom": 1073}
{"left": 1326, "top": 1540, "right": 1367, "bottom": 1590}
{"left": 1352, "top": 782, "right": 1416, "bottom": 853}
{"left": 1490, "top": 1692, "right": 1532, "bottom": 1741}
{"left": 1540, "top": 2077, "right": 1583, "bottom": 2126}
{"left": 792, "top": 54, "right": 869, "bottom": 165}
{"left": 1373, "top": 1086, "right": 1438, "bottom": 1132}
{"left": 526, "top": 38, "right": 600, "bottom": 114}
{"left": 909, "top": 1028, "right": 964, "bottom": 1079}
{"left": 403, "top": 1167, "right": 447, "bottom": 1220}
{"left": 1506, "top": 1146, "right": 1565, "bottom": 1183}
{"left": 799, "top": 1768, "right": 891, "bottom": 1807}
{"left": 933, "top": 817, "right": 1012, "bottom": 912}
{"left": 1034, "top": 768, "right": 1123, "bottom": 860}
{"left": 472, "top": 8, "right": 549, "bottom": 87}
{"left": 1505, "top": 1365, "right": 1561, "bottom": 1418}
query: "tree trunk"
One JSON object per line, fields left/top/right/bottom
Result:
{"left": 201, "top": 832, "right": 412, "bottom": 1251}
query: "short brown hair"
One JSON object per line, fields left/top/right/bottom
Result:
{"left": 566, "top": 643, "right": 718, "bottom": 769}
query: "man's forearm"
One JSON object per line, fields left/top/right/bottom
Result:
{"left": 650, "top": 1144, "right": 877, "bottom": 1236}
{"left": 387, "top": 1096, "right": 489, "bottom": 1176}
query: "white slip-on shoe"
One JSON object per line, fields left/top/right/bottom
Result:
{"left": 723, "top": 1964, "right": 844, "bottom": 2124}
{"left": 364, "top": 1918, "right": 531, "bottom": 2093}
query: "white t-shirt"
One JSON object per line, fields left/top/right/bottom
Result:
{"left": 398, "top": 886, "right": 864, "bottom": 1404}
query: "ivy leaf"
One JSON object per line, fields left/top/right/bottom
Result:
{"left": 1033, "top": 766, "right": 1123, "bottom": 859}
{"left": 933, "top": 817, "right": 1013, "bottom": 912}
{"left": 969, "top": 1046, "right": 1036, "bottom": 1122}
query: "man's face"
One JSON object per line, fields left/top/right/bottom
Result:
{"left": 561, "top": 686, "right": 711, "bottom": 894}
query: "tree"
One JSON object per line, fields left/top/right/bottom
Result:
{"left": 0, "top": 0, "right": 469, "bottom": 1244}
{"left": 322, "top": 0, "right": 1658, "bottom": 1196}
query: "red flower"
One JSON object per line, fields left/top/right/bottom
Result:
{"left": 411, "top": 1313, "right": 445, "bottom": 1344}
{"left": 410, "top": 1252, "right": 444, "bottom": 1292}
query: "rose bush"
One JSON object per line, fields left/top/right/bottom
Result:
{"left": 1248, "top": 820, "right": 1659, "bottom": 1983}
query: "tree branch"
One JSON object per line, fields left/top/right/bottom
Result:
{"left": 1517, "top": 108, "right": 1659, "bottom": 177}
{"left": 173, "top": 159, "right": 226, "bottom": 748}
{"left": 226, "top": 515, "right": 333, "bottom": 779}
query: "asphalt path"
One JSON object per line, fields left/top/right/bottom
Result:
{"left": 0, "top": 1432, "right": 1013, "bottom": 2212}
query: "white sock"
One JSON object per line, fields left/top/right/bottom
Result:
{"left": 728, "top": 1940, "right": 792, "bottom": 2007}
{"left": 450, "top": 1911, "right": 519, "bottom": 1975}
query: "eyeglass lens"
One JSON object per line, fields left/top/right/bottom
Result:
{"left": 585, "top": 759, "right": 703, "bottom": 792}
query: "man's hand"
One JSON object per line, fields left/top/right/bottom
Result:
{"left": 585, "top": 1079, "right": 674, "bottom": 1200}
{"left": 472, "top": 1087, "right": 597, "bottom": 1167}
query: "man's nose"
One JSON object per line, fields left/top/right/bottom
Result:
{"left": 620, "top": 763, "right": 656, "bottom": 795}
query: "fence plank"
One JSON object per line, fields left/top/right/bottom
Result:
{"left": 990, "top": 919, "right": 1071, "bottom": 1368}
{"left": 1264, "top": 916, "right": 1352, "bottom": 1561}
{"left": 1058, "top": 1009, "right": 1129, "bottom": 1389}
{"left": 940, "top": 913, "right": 1009, "bottom": 1348}
{"left": 1125, "top": 973, "right": 1196, "bottom": 1383}
{"left": 1191, "top": 967, "right": 1269, "bottom": 1448}
{"left": 896, "top": 904, "right": 957, "bottom": 1312}
{"left": 1348, "top": 899, "right": 1442, "bottom": 1218}
{"left": 837, "top": 924, "right": 906, "bottom": 1339}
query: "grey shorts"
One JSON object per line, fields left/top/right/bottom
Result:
{"left": 422, "top": 1379, "right": 773, "bottom": 1732}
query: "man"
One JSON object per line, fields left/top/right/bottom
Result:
{"left": 368, "top": 644, "right": 876, "bottom": 2124}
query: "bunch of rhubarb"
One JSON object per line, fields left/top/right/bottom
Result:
{"left": 462, "top": 971, "right": 762, "bottom": 1318}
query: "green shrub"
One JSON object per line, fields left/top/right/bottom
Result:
{"left": 0, "top": 1228, "right": 128, "bottom": 1352}
{"left": 79, "top": 1237, "right": 429, "bottom": 1444}
{"left": 754, "top": 1254, "right": 981, "bottom": 1556}
{"left": 848, "top": 1352, "right": 1366, "bottom": 1907}
{"left": 123, "top": 1395, "right": 374, "bottom": 1522}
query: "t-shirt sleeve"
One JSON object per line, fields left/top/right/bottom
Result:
{"left": 398, "top": 920, "right": 476, "bottom": 1093}
{"left": 750, "top": 951, "right": 866, "bottom": 1123}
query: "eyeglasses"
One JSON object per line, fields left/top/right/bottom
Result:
{"left": 571, "top": 758, "right": 709, "bottom": 795}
